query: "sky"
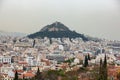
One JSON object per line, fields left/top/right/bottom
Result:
{"left": 0, "top": 0, "right": 120, "bottom": 40}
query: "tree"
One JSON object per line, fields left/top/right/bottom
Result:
{"left": 23, "top": 66, "right": 26, "bottom": 71}
{"left": 64, "top": 58, "right": 74, "bottom": 65}
{"left": 83, "top": 55, "right": 88, "bottom": 67}
{"left": 103, "top": 54, "right": 107, "bottom": 68}
{"left": 65, "top": 70, "right": 78, "bottom": 80}
{"left": 117, "top": 72, "right": 120, "bottom": 80}
{"left": 49, "top": 38, "right": 52, "bottom": 44}
{"left": 102, "top": 54, "right": 107, "bottom": 80}
{"left": 99, "top": 54, "right": 108, "bottom": 80}
{"left": 99, "top": 58, "right": 102, "bottom": 74}
{"left": 43, "top": 69, "right": 65, "bottom": 80}
{"left": 13, "top": 39, "right": 17, "bottom": 44}
{"left": 88, "top": 54, "right": 91, "bottom": 60}
{"left": 0, "top": 74, "right": 3, "bottom": 80}
{"left": 44, "top": 70, "right": 59, "bottom": 80}
{"left": 33, "top": 40, "right": 36, "bottom": 47}
{"left": 35, "top": 67, "right": 43, "bottom": 80}
{"left": 14, "top": 70, "right": 18, "bottom": 80}
{"left": 99, "top": 59, "right": 104, "bottom": 80}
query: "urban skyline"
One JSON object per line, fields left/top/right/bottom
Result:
{"left": 0, "top": 1, "right": 120, "bottom": 79}
{"left": 0, "top": 0, "right": 120, "bottom": 40}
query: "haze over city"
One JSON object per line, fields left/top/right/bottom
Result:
{"left": 1, "top": 1, "right": 120, "bottom": 80}
{"left": 0, "top": 0, "right": 120, "bottom": 40}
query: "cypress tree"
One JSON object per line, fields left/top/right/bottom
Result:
{"left": 35, "top": 67, "right": 43, "bottom": 80}
{"left": 103, "top": 54, "right": 107, "bottom": 68}
{"left": 99, "top": 58, "right": 102, "bottom": 74}
{"left": 23, "top": 74, "right": 25, "bottom": 80}
{"left": 33, "top": 40, "right": 36, "bottom": 47}
{"left": 83, "top": 55, "right": 88, "bottom": 67}
{"left": 88, "top": 53, "right": 91, "bottom": 60}
{"left": 99, "top": 58, "right": 104, "bottom": 80}
{"left": 49, "top": 38, "right": 52, "bottom": 44}
{"left": 14, "top": 70, "right": 18, "bottom": 80}
{"left": 103, "top": 54, "right": 107, "bottom": 80}
{"left": 99, "top": 54, "right": 108, "bottom": 80}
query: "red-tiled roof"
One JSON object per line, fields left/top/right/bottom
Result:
{"left": 19, "top": 72, "right": 35, "bottom": 79}
{"left": 13, "top": 70, "right": 24, "bottom": 73}
{"left": 18, "top": 61, "right": 28, "bottom": 64}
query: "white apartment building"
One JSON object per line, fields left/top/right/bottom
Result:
{"left": 0, "top": 56, "right": 11, "bottom": 64}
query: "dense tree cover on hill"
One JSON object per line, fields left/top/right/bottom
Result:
{"left": 28, "top": 31, "right": 88, "bottom": 41}
{"left": 28, "top": 22, "right": 88, "bottom": 41}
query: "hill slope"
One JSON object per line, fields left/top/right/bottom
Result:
{"left": 28, "top": 22, "right": 88, "bottom": 41}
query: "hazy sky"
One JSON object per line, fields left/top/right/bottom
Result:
{"left": 0, "top": 0, "right": 120, "bottom": 40}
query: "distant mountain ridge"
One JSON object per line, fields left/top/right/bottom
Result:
{"left": 28, "top": 22, "right": 89, "bottom": 41}
{"left": 0, "top": 31, "right": 27, "bottom": 37}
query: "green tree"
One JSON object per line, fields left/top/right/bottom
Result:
{"left": 83, "top": 55, "right": 88, "bottom": 67}
{"left": 49, "top": 38, "right": 52, "bottom": 44}
{"left": 33, "top": 40, "right": 36, "bottom": 47}
{"left": 45, "top": 70, "right": 59, "bottom": 80}
{"left": 102, "top": 54, "right": 107, "bottom": 80}
{"left": 43, "top": 69, "right": 65, "bottom": 80}
{"left": 35, "top": 67, "right": 43, "bottom": 80}
{"left": 88, "top": 54, "right": 91, "bottom": 60}
{"left": 14, "top": 70, "right": 18, "bottom": 80}
{"left": 89, "top": 66, "right": 99, "bottom": 80}
{"left": 117, "top": 72, "right": 120, "bottom": 80}
{"left": 64, "top": 58, "right": 74, "bottom": 65}
{"left": 0, "top": 74, "right": 3, "bottom": 80}
{"left": 99, "top": 54, "right": 108, "bottom": 80}
{"left": 64, "top": 70, "right": 78, "bottom": 80}
{"left": 99, "top": 59, "right": 104, "bottom": 80}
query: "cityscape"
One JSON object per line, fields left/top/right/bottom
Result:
{"left": 0, "top": 22, "right": 120, "bottom": 80}
{"left": 0, "top": 0, "right": 120, "bottom": 80}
